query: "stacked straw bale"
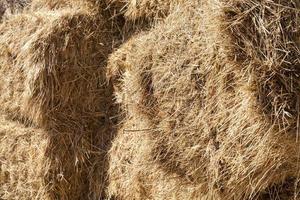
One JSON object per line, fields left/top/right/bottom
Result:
{"left": 0, "top": 114, "right": 49, "bottom": 200}
{"left": 0, "top": 0, "right": 116, "bottom": 199}
{"left": 107, "top": 0, "right": 300, "bottom": 199}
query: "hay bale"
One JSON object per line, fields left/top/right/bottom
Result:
{"left": 0, "top": 6, "right": 114, "bottom": 126}
{"left": 0, "top": 114, "right": 50, "bottom": 200}
{"left": 108, "top": 0, "right": 300, "bottom": 199}
{"left": 107, "top": 0, "right": 183, "bottom": 20}
{"left": 0, "top": 3, "right": 116, "bottom": 199}
{"left": 109, "top": 118, "right": 300, "bottom": 200}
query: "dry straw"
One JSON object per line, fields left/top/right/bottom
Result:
{"left": 107, "top": 0, "right": 300, "bottom": 199}
{"left": 0, "top": 0, "right": 29, "bottom": 20}
{"left": 0, "top": 114, "right": 50, "bottom": 200}
{"left": 106, "top": 0, "right": 183, "bottom": 20}
{"left": 0, "top": 0, "right": 116, "bottom": 199}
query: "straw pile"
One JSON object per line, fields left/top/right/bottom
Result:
{"left": 107, "top": 0, "right": 300, "bottom": 199}
{"left": 0, "top": 0, "right": 116, "bottom": 199}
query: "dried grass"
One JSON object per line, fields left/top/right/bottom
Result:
{"left": 0, "top": 1, "right": 116, "bottom": 199}
{"left": 107, "top": 0, "right": 300, "bottom": 199}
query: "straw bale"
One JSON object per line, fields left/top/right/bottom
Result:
{"left": 0, "top": 4, "right": 116, "bottom": 199}
{"left": 109, "top": 117, "right": 300, "bottom": 200}
{"left": 0, "top": 7, "right": 112, "bottom": 126}
{"left": 107, "top": 0, "right": 300, "bottom": 199}
{"left": 0, "top": 114, "right": 50, "bottom": 200}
